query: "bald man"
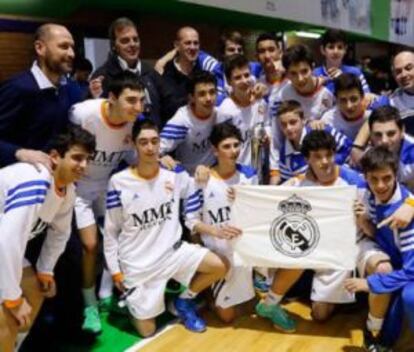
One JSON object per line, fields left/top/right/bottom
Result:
{"left": 390, "top": 51, "right": 414, "bottom": 136}
{"left": 0, "top": 23, "right": 75, "bottom": 168}
{"left": 162, "top": 26, "right": 204, "bottom": 113}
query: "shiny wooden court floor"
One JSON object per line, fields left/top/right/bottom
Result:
{"left": 135, "top": 301, "right": 414, "bottom": 352}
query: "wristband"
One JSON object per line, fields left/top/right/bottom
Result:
{"left": 3, "top": 297, "right": 23, "bottom": 309}
{"left": 112, "top": 272, "right": 124, "bottom": 283}
{"left": 404, "top": 198, "right": 414, "bottom": 207}
{"left": 352, "top": 144, "right": 365, "bottom": 151}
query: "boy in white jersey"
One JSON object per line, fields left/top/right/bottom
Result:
{"left": 273, "top": 44, "right": 334, "bottom": 121}
{"left": 320, "top": 73, "right": 389, "bottom": 141}
{"left": 185, "top": 122, "right": 256, "bottom": 323}
{"left": 256, "top": 130, "right": 386, "bottom": 331}
{"left": 217, "top": 54, "right": 269, "bottom": 169}
{"left": 69, "top": 72, "right": 145, "bottom": 334}
{"left": 104, "top": 118, "right": 227, "bottom": 337}
{"left": 0, "top": 126, "right": 95, "bottom": 352}
{"left": 269, "top": 100, "right": 352, "bottom": 184}
{"left": 160, "top": 71, "right": 217, "bottom": 175}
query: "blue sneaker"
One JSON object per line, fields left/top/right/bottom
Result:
{"left": 173, "top": 298, "right": 206, "bottom": 333}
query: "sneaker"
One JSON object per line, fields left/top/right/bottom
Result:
{"left": 82, "top": 306, "right": 102, "bottom": 334}
{"left": 173, "top": 298, "right": 206, "bottom": 333}
{"left": 99, "top": 296, "right": 112, "bottom": 313}
{"left": 254, "top": 277, "right": 270, "bottom": 293}
{"left": 255, "top": 301, "right": 296, "bottom": 333}
{"left": 363, "top": 328, "right": 392, "bottom": 352}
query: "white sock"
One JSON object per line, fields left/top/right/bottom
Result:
{"left": 367, "top": 312, "right": 384, "bottom": 332}
{"left": 264, "top": 290, "right": 283, "bottom": 306}
{"left": 179, "top": 288, "right": 197, "bottom": 299}
{"left": 82, "top": 286, "right": 98, "bottom": 307}
{"left": 15, "top": 331, "right": 29, "bottom": 351}
{"left": 98, "top": 269, "right": 113, "bottom": 300}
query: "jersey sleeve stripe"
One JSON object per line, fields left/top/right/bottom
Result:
{"left": 7, "top": 180, "right": 50, "bottom": 197}
{"left": 4, "top": 197, "right": 45, "bottom": 213}
{"left": 401, "top": 243, "right": 414, "bottom": 253}
{"left": 163, "top": 124, "right": 189, "bottom": 131}
{"left": 160, "top": 133, "right": 186, "bottom": 140}
{"left": 401, "top": 236, "right": 414, "bottom": 246}
{"left": 106, "top": 203, "right": 122, "bottom": 210}
{"left": 5, "top": 188, "right": 48, "bottom": 206}
{"left": 400, "top": 228, "right": 414, "bottom": 239}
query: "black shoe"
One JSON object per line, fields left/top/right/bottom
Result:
{"left": 363, "top": 328, "right": 392, "bottom": 352}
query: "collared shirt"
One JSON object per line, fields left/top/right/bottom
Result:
{"left": 30, "top": 61, "right": 56, "bottom": 89}
{"left": 117, "top": 56, "right": 141, "bottom": 75}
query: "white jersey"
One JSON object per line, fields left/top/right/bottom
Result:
{"left": 217, "top": 97, "right": 268, "bottom": 166}
{"left": 69, "top": 99, "right": 135, "bottom": 198}
{"left": 321, "top": 106, "right": 370, "bottom": 141}
{"left": 271, "top": 81, "right": 335, "bottom": 121}
{"left": 185, "top": 164, "right": 258, "bottom": 256}
{"left": 160, "top": 105, "right": 216, "bottom": 175}
{"left": 104, "top": 165, "right": 198, "bottom": 280}
{"left": 0, "top": 164, "right": 75, "bottom": 301}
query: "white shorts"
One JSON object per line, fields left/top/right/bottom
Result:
{"left": 125, "top": 241, "right": 209, "bottom": 320}
{"left": 311, "top": 269, "right": 354, "bottom": 304}
{"left": 356, "top": 237, "right": 390, "bottom": 277}
{"left": 74, "top": 193, "right": 106, "bottom": 230}
{"left": 201, "top": 236, "right": 255, "bottom": 309}
{"left": 212, "top": 252, "right": 255, "bottom": 309}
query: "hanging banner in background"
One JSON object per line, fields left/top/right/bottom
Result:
{"left": 389, "top": 0, "right": 414, "bottom": 46}
{"left": 179, "top": 0, "right": 371, "bottom": 34}
{"left": 231, "top": 185, "right": 358, "bottom": 270}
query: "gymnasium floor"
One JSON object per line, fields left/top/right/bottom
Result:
{"left": 58, "top": 300, "right": 414, "bottom": 352}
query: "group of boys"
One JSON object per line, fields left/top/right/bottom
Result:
{"left": 1, "top": 19, "right": 414, "bottom": 352}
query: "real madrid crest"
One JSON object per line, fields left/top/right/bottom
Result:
{"left": 269, "top": 194, "right": 320, "bottom": 258}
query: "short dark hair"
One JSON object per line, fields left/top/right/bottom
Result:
{"left": 255, "top": 32, "right": 279, "bottom": 51}
{"left": 209, "top": 122, "right": 243, "bottom": 147}
{"left": 282, "top": 44, "right": 314, "bottom": 70}
{"left": 360, "top": 145, "right": 399, "bottom": 175}
{"left": 108, "top": 17, "right": 137, "bottom": 50}
{"left": 74, "top": 57, "right": 93, "bottom": 73}
{"left": 132, "top": 117, "right": 159, "bottom": 141}
{"left": 334, "top": 73, "right": 364, "bottom": 97}
{"left": 223, "top": 54, "right": 249, "bottom": 81}
{"left": 107, "top": 71, "right": 144, "bottom": 97}
{"left": 368, "top": 106, "right": 403, "bottom": 130}
{"left": 320, "top": 29, "right": 347, "bottom": 48}
{"left": 46, "top": 125, "right": 96, "bottom": 157}
{"left": 187, "top": 71, "right": 217, "bottom": 95}
{"left": 301, "top": 130, "right": 336, "bottom": 158}
{"left": 276, "top": 100, "right": 304, "bottom": 120}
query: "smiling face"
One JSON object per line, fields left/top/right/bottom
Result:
{"left": 214, "top": 136, "right": 241, "bottom": 167}
{"left": 366, "top": 166, "right": 396, "bottom": 204}
{"left": 392, "top": 51, "right": 414, "bottom": 93}
{"left": 175, "top": 27, "right": 200, "bottom": 64}
{"left": 370, "top": 120, "right": 403, "bottom": 154}
{"left": 306, "top": 148, "right": 336, "bottom": 184}
{"left": 114, "top": 25, "right": 140, "bottom": 66}
{"left": 321, "top": 41, "right": 346, "bottom": 67}
{"left": 35, "top": 25, "right": 75, "bottom": 76}
{"left": 109, "top": 87, "right": 145, "bottom": 123}
{"left": 286, "top": 61, "right": 314, "bottom": 94}
{"left": 51, "top": 145, "right": 91, "bottom": 185}
{"left": 279, "top": 111, "right": 304, "bottom": 145}
{"left": 190, "top": 82, "right": 217, "bottom": 118}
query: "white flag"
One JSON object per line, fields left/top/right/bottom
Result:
{"left": 232, "top": 185, "right": 358, "bottom": 270}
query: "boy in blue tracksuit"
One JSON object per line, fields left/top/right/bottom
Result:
{"left": 345, "top": 146, "right": 414, "bottom": 350}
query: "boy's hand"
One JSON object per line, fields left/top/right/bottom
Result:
{"left": 378, "top": 202, "right": 414, "bottom": 229}
{"left": 344, "top": 278, "right": 369, "bottom": 293}
{"left": 214, "top": 225, "right": 242, "bottom": 239}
